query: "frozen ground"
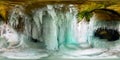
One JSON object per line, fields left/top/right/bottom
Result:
{"left": 0, "top": 48, "right": 120, "bottom": 60}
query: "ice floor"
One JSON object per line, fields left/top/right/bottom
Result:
{"left": 0, "top": 48, "right": 120, "bottom": 60}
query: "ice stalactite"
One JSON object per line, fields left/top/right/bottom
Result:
{"left": 57, "top": 7, "right": 79, "bottom": 49}
{"left": 43, "top": 5, "right": 58, "bottom": 50}
{"left": 4, "top": 4, "right": 80, "bottom": 50}
{"left": 33, "top": 5, "right": 59, "bottom": 50}
{"left": 7, "top": 5, "right": 37, "bottom": 48}
{"left": 32, "top": 9, "right": 44, "bottom": 48}
{"left": 48, "top": 5, "right": 79, "bottom": 50}
{"left": 77, "top": 17, "right": 90, "bottom": 48}
{"left": 32, "top": 5, "right": 79, "bottom": 50}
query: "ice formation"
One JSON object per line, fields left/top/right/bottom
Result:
{"left": 2, "top": 4, "right": 79, "bottom": 50}
{"left": 87, "top": 11, "right": 120, "bottom": 48}
{"left": 0, "top": 4, "right": 120, "bottom": 60}
{"left": 0, "top": 24, "right": 19, "bottom": 48}
{"left": 77, "top": 17, "right": 90, "bottom": 48}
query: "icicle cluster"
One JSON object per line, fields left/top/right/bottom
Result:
{"left": 3, "top": 4, "right": 80, "bottom": 50}
{"left": 32, "top": 4, "right": 79, "bottom": 50}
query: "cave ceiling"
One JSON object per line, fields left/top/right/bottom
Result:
{"left": 0, "top": 0, "right": 120, "bottom": 21}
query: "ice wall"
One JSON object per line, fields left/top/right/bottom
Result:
{"left": 33, "top": 5, "right": 79, "bottom": 50}
{"left": 6, "top": 4, "right": 79, "bottom": 50}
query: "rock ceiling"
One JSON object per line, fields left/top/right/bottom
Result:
{"left": 0, "top": 0, "right": 120, "bottom": 21}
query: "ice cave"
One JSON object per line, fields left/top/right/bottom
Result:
{"left": 0, "top": 0, "right": 120, "bottom": 60}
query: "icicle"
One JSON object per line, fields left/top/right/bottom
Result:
{"left": 77, "top": 17, "right": 89, "bottom": 43}
{"left": 38, "top": 10, "right": 43, "bottom": 24}
{"left": 24, "top": 18, "right": 32, "bottom": 37}
{"left": 64, "top": 11, "right": 78, "bottom": 48}
{"left": 53, "top": 5, "right": 80, "bottom": 49}
{"left": 47, "top": 5, "right": 57, "bottom": 21}
{"left": 40, "top": 5, "right": 58, "bottom": 50}
{"left": 9, "top": 5, "right": 23, "bottom": 27}
{"left": 77, "top": 17, "right": 90, "bottom": 48}
{"left": 33, "top": 8, "right": 44, "bottom": 30}
{"left": 7, "top": 4, "right": 80, "bottom": 51}
{"left": 32, "top": 22, "right": 39, "bottom": 40}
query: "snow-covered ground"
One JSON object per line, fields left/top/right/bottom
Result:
{"left": 0, "top": 47, "right": 120, "bottom": 60}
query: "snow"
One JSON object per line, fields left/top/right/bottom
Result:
{"left": 1, "top": 49, "right": 48, "bottom": 59}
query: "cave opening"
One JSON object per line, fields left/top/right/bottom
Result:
{"left": 94, "top": 28, "right": 120, "bottom": 41}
